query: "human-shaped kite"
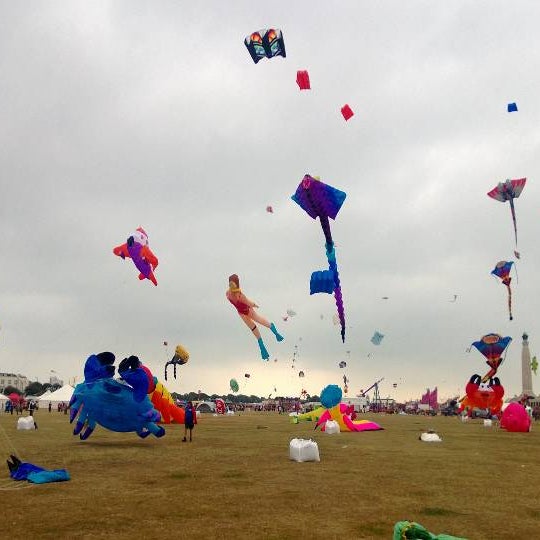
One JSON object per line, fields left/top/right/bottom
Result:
{"left": 226, "top": 273, "right": 283, "bottom": 360}
{"left": 113, "top": 227, "right": 158, "bottom": 286}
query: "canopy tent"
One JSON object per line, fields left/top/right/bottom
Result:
{"left": 36, "top": 390, "right": 52, "bottom": 402}
{"left": 40, "top": 384, "right": 74, "bottom": 406}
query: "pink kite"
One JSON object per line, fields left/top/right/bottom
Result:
{"left": 296, "top": 70, "right": 311, "bottom": 90}
{"left": 341, "top": 104, "right": 354, "bottom": 121}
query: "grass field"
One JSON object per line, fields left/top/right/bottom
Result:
{"left": 0, "top": 411, "right": 538, "bottom": 540}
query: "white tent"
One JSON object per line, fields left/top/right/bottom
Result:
{"left": 37, "top": 389, "right": 52, "bottom": 402}
{"left": 41, "top": 384, "right": 74, "bottom": 406}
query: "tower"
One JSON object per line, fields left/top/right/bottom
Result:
{"left": 521, "top": 332, "right": 534, "bottom": 396}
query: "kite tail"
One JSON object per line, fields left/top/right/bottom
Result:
{"left": 509, "top": 198, "right": 518, "bottom": 247}
{"left": 326, "top": 242, "right": 346, "bottom": 342}
{"left": 506, "top": 284, "right": 513, "bottom": 320}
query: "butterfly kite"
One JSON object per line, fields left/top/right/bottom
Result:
{"left": 487, "top": 178, "right": 526, "bottom": 248}
{"left": 292, "top": 175, "right": 347, "bottom": 342}
{"left": 491, "top": 261, "right": 514, "bottom": 320}
{"left": 471, "top": 333, "right": 512, "bottom": 382}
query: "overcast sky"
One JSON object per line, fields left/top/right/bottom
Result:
{"left": 2, "top": 1, "right": 540, "bottom": 401}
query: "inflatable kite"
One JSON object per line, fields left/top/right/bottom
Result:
{"left": 501, "top": 402, "right": 531, "bottom": 432}
{"left": 230, "top": 378, "right": 239, "bottom": 393}
{"left": 113, "top": 227, "right": 158, "bottom": 286}
{"left": 215, "top": 398, "right": 226, "bottom": 414}
{"left": 487, "top": 178, "right": 526, "bottom": 247}
{"left": 7, "top": 455, "right": 70, "bottom": 484}
{"left": 393, "top": 521, "right": 466, "bottom": 540}
{"left": 164, "top": 343, "right": 189, "bottom": 380}
{"left": 298, "top": 384, "right": 382, "bottom": 432}
{"left": 471, "top": 333, "right": 512, "bottom": 381}
{"left": 491, "top": 261, "right": 514, "bottom": 320}
{"left": 69, "top": 353, "right": 165, "bottom": 440}
{"left": 244, "top": 28, "right": 286, "bottom": 64}
{"left": 292, "top": 175, "right": 347, "bottom": 342}
{"left": 141, "top": 364, "right": 185, "bottom": 424}
{"left": 226, "top": 273, "right": 283, "bottom": 360}
{"left": 458, "top": 374, "right": 505, "bottom": 417}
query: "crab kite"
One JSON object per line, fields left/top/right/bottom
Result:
{"left": 292, "top": 174, "right": 347, "bottom": 342}
{"left": 491, "top": 261, "right": 514, "bottom": 320}
{"left": 487, "top": 178, "right": 526, "bottom": 247}
{"left": 113, "top": 227, "right": 158, "bottom": 286}
{"left": 244, "top": 28, "right": 286, "bottom": 64}
{"left": 471, "top": 333, "right": 512, "bottom": 382}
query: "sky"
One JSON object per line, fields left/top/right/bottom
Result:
{"left": 2, "top": 1, "right": 540, "bottom": 401}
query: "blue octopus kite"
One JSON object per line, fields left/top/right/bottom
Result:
{"left": 69, "top": 352, "right": 165, "bottom": 440}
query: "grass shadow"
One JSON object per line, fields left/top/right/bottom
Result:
{"left": 421, "top": 506, "right": 465, "bottom": 517}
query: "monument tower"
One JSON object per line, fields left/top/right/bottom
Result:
{"left": 521, "top": 332, "right": 534, "bottom": 396}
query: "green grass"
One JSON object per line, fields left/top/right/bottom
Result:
{"left": 0, "top": 411, "right": 538, "bottom": 539}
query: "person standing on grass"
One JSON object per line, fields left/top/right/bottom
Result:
{"left": 182, "top": 401, "right": 197, "bottom": 442}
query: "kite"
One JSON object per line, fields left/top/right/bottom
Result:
{"left": 501, "top": 402, "right": 532, "bottom": 432}
{"left": 381, "top": 296, "right": 389, "bottom": 300}
{"left": 299, "top": 371, "right": 305, "bottom": 378}
{"left": 69, "top": 353, "right": 165, "bottom": 440}
{"left": 339, "top": 361, "right": 347, "bottom": 368}
{"left": 296, "top": 70, "right": 310, "bottom": 90}
{"left": 487, "top": 178, "right": 526, "bottom": 247}
{"left": 164, "top": 344, "right": 189, "bottom": 380}
{"left": 371, "top": 331, "right": 384, "bottom": 345}
{"left": 458, "top": 374, "right": 504, "bottom": 417}
{"left": 507, "top": 102, "right": 518, "bottom": 112}
{"left": 292, "top": 174, "right": 347, "bottom": 342}
{"left": 514, "top": 250, "right": 521, "bottom": 259}
{"left": 471, "top": 333, "right": 512, "bottom": 381}
{"left": 286, "top": 309, "right": 297, "bottom": 317}
{"left": 244, "top": 28, "right": 286, "bottom": 64}
{"left": 393, "top": 383, "right": 397, "bottom": 388}
{"left": 341, "top": 104, "right": 354, "bottom": 121}
{"left": 531, "top": 356, "right": 538, "bottom": 376}
{"left": 226, "top": 273, "right": 283, "bottom": 360}
{"left": 7, "top": 455, "right": 70, "bottom": 484}
{"left": 230, "top": 379, "right": 239, "bottom": 393}
{"left": 266, "top": 205, "right": 273, "bottom": 213}
{"left": 449, "top": 295, "right": 458, "bottom": 302}
{"left": 244, "top": 373, "right": 250, "bottom": 378}
{"left": 491, "top": 261, "right": 514, "bottom": 320}
{"left": 113, "top": 227, "right": 158, "bottom": 286}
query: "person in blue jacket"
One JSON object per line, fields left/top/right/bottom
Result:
{"left": 182, "top": 401, "right": 197, "bottom": 442}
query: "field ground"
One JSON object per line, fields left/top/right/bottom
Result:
{"left": 0, "top": 411, "right": 538, "bottom": 539}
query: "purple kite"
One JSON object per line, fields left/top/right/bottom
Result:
{"left": 491, "top": 261, "right": 514, "bottom": 320}
{"left": 291, "top": 174, "right": 347, "bottom": 342}
{"left": 487, "top": 178, "right": 526, "bottom": 247}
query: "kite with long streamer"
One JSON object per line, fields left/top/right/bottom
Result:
{"left": 487, "top": 178, "right": 526, "bottom": 247}
{"left": 491, "top": 261, "right": 514, "bottom": 320}
{"left": 292, "top": 174, "right": 347, "bottom": 342}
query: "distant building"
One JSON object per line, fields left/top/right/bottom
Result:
{"left": 0, "top": 372, "right": 29, "bottom": 392}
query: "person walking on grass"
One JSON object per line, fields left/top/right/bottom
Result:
{"left": 182, "top": 401, "right": 197, "bottom": 442}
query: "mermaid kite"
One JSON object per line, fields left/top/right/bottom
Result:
{"left": 226, "top": 273, "right": 283, "bottom": 360}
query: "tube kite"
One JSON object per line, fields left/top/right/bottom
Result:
{"left": 292, "top": 174, "right": 347, "bottom": 342}
{"left": 113, "top": 227, "right": 158, "bottom": 286}
{"left": 164, "top": 344, "right": 189, "bottom": 381}
{"left": 487, "top": 178, "right": 526, "bottom": 247}
{"left": 491, "top": 261, "right": 514, "bottom": 320}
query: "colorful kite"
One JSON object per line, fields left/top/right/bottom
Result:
{"left": 371, "top": 331, "right": 384, "bottom": 345}
{"left": 230, "top": 379, "right": 239, "bottom": 393}
{"left": 487, "top": 178, "right": 526, "bottom": 247}
{"left": 244, "top": 28, "right": 286, "bottom": 64}
{"left": 491, "top": 261, "right": 514, "bottom": 320}
{"left": 471, "top": 333, "right": 512, "bottom": 381}
{"left": 226, "top": 273, "right": 283, "bottom": 360}
{"left": 164, "top": 344, "right": 189, "bottom": 380}
{"left": 292, "top": 174, "right": 347, "bottom": 342}
{"left": 458, "top": 374, "right": 505, "bottom": 418}
{"left": 113, "top": 227, "right": 158, "bottom": 286}
{"left": 296, "top": 70, "right": 310, "bottom": 90}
